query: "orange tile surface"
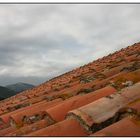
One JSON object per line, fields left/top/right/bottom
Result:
{"left": 26, "top": 119, "right": 88, "bottom": 136}
{"left": 0, "top": 42, "right": 140, "bottom": 136}
{"left": 92, "top": 116, "right": 140, "bottom": 136}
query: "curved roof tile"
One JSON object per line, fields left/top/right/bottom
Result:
{"left": 26, "top": 119, "right": 88, "bottom": 136}
{"left": 7, "top": 119, "right": 48, "bottom": 136}
{"left": 45, "top": 86, "right": 116, "bottom": 122}
{"left": 67, "top": 82, "right": 140, "bottom": 131}
{"left": 92, "top": 116, "right": 140, "bottom": 136}
{"left": 0, "top": 100, "right": 47, "bottom": 124}
{"left": 10, "top": 99, "right": 63, "bottom": 125}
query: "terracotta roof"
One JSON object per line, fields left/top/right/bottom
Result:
{"left": 0, "top": 42, "right": 140, "bottom": 136}
{"left": 7, "top": 119, "right": 49, "bottom": 136}
{"left": 9, "top": 98, "right": 62, "bottom": 126}
{"left": 91, "top": 116, "right": 140, "bottom": 136}
{"left": 45, "top": 86, "right": 116, "bottom": 122}
{"left": 0, "top": 126, "right": 16, "bottom": 136}
{"left": 0, "top": 100, "right": 47, "bottom": 124}
{"left": 26, "top": 119, "right": 88, "bottom": 136}
{"left": 67, "top": 82, "right": 140, "bottom": 132}
{"left": 0, "top": 123, "right": 10, "bottom": 130}
{"left": 128, "top": 100, "right": 140, "bottom": 111}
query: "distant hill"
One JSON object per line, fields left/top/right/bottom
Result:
{"left": 6, "top": 82, "right": 35, "bottom": 93}
{"left": 0, "top": 86, "right": 16, "bottom": 100}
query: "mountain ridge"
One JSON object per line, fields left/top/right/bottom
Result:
{"left": 0, "top": 86, "right": 16, "bottom": 100}
{"left": 6, "top": 82, "right": 35, "bottom": 93}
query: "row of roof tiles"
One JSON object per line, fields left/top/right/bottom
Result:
{"left": 23, "top": 82, "right": 140, "bottom": 136}
{"left": 0, "top": 42, "right": 140, "bottom": 136}
{"left": 0, "top": 42, "right": 139, "bottom": 103}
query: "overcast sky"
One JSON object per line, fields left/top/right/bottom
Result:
{"left": 0, "top": 4, "right": 140, "bottom": 86}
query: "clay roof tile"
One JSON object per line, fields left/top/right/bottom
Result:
{"left": 26, "top": 119, "right": 88, "bottom": 136}
{"left": 10, "top": 98, "right": 63, "bottom": 125}
{"left": 67, "top": 82, "right": 140, "bottom": 132}
{"left": 45, "top": 86, "right": 116, "bottom": 122}
{"left": 7, "top": 119, "right": 48, "bottom": 136}
{"left": 0, "top": 100, "right": 47, "bottom": 124}
{"left": 92, "top": 116, "right": 140, "bottom": 136}
{"left": 0, "top": 126, "right": 17, "bottom": 136}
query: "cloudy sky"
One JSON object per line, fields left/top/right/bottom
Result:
{"left": 0, "top": 4, "right": 140, "bottom": 86}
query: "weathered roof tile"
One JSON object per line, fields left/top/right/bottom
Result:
{"left": 7, "top": 119, "right": 49, "bottom": 136}
{"left": 45, "top": 86, "right": 116, "bottom": 122}
{"left": 91, "top": 116, "right": 140, "bottom": 136}
{"left": 67, "top": 82, "right": 140, "bottom": 132}
{"left": 26, "top": 119, "right": 88, "bottom": 136}
{"left": 10, "top": 99, "right": 63, "bottom": 126}
{"left": 0, "top": 126, "right": 17, "bottom": 136}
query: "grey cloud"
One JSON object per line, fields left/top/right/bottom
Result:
{"left": 0, "top": 4, "right": 140, "bottom": 86}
